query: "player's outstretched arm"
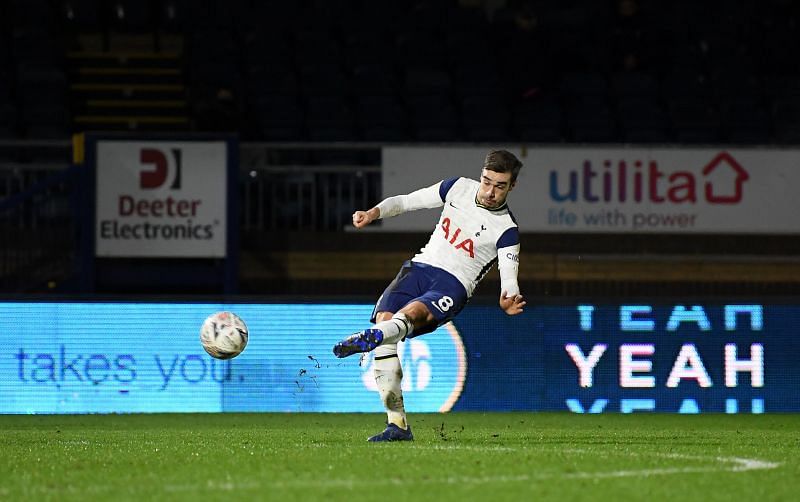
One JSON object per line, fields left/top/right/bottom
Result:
{"left": 352, "top": 207, "right": 380, "bottom": 229}
{"left": 499, "top": 291, "right": 526, "bottom": 315}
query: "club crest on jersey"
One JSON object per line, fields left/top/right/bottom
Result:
{"left": 441, "top": 217, "right": 475, "bottom": 258}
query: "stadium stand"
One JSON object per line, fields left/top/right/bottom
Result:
{"left": 0, "top": 0, "right": 795, "bottom": 143}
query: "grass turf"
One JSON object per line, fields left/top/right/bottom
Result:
{"left": 0, "top": 412, "right": 798, "bottom": 501}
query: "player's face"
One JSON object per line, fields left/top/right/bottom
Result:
{"left": 477, "top": 169, "right": 514, "bottom": 208}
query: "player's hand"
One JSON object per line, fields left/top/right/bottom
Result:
{"left": 352, "top": 210, "right": 374, "bottom": 229}
{"left": 499, "top": 291, "right": 526, "bottom": 315}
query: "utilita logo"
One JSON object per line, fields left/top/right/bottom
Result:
{"left": 549, "top": 152, "right": 749, "bottom": 205}
{"left": 139, "top": 148, "right": 182, "bottom": 189}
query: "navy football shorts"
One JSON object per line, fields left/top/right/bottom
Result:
{"left": 370, "top": 260, "right": 469, "bottom": 337}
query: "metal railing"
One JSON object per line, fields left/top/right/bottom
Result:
{"left": 0, "top": 166, "right": 83, "bottom": 292}
{"left": 240, "top": 165, "right": 381, "bottom": 232}
{"left": 238, "top": 142, "right": 382, "bottom": 231}
{"left": 0, "top": 140, "right": 73, "bottom": 200}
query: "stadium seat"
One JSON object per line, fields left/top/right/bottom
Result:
{"left": 623, "top": 128, "right": 670, "bottom": 144}
{"left": 294, "top": 31, "right": 342, "bottom": 69}
{"left": 360, "top": 125, "right": 411, "bottom": 142}
{"left": 669, "top": 98, "right": 721, "bottom": 143}
{"left": 11, "top": 28, "right": 63, "bottom": 66}
{"left": 566, "top": 96, "right": 616, "bottom": 142}
{"left": 253, "top": 96, "right": 304, "bottom": 141}
{"left": 408, "top": 95, "right": 460, "bottom": 141}
{"left": 460, "top": 95, "right": 509, "bottom": 142}
{"left": 548, "top": 32, "right": 605, "bottom": 74}
{"left": 710, "top": 72, "right": 763, "bottom": 106}
{"left": 610, "top": 72, "right": 659, "bottom": 100}
{"left": 9, "top": 0, "right": 57, "bottom": 31}
{"left": 512, "top": 96, "right": 563, "bottom": 142}
{"left": 445, "top": 32, "right": 494, "bottom": 68}
{"left": 307, "top": 126, "right": 357, "bottom": 142}
{"left": 16, "top": 63, "right": 67, "bottom": 107}
{"left": 305, "top": 95, "right": 355, "bottom": 139}
{"left": 62, "top": 0, "right": 103, "bottom": 32}
{"left": 356, "top": 96, "right": 410, "bottom": 141}
{"left": 760, "top": 29, "right": 800, "bottom": 76}
{"left": 242, "top": 31, "right": 293, "bottom": 67}
{"left": 452, "top": 63, "right": 504, "bottom": 99}
{"left": 0, "top": 104, "right": 17, "bottom": 138}
{"left": 300, "top": 63, "right": 349, "bottom": 98}
{"left": 403, "top": 68, "right": 452, "bottom": 98}
{"left": 108, "top": 0, "right": 151, "bottom": 31}
{"left": 157, "top": 0, "right": 185, "bottom": 34}
{"left": 21, "top": 104, "right": 70, "bottom": 138}
{"left": 661, "top": 71, "right": 710, "bottom": 101}
{"left": 560, "top": 72, "right": 610, "bottom": 101}
{"left": 720, "top": 100, "right": 771, "bottom": 144}
{"left": 772, "top": 98, "right": 800, "bottom": 143}
{"left": 244, "top": 64, "right": 299, "bottom": 99}
{"left": 667, "top": 41, "right": 706, "bottom": 75}
{"left": 343, "top": 34, "right": 395, "bottom": 69}
{"left": 444, "top": 4, "right": 489, "bottom": 34}
{"left": 395, "top": 32, "right": 447, "bottom": 71}
{"left": 189, "top": 59, "right": 241, "bottom": 91}
{"left": 349, "top": 63, "right": 399, "bottom": 98}
{"left": 617, "top": 97, "right": 669, "bottom": 143}
{"left": 188, "top": 27, "right": 237, "bottom": 61}
{"left": 395, "top": 1, "right": 447, "bottom": 37}
{"left": 764, "top": 75, "right": 800, "bottom": 101}
{"left": 246, "top": 1, "right": 300, "bottom": 33}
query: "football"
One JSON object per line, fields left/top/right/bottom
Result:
{"left": 200, "top": 311, "right": 249, "bottom": 359}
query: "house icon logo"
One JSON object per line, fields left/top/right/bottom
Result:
{"left": 702, "top": 151, "right": 749, "bottom": 204}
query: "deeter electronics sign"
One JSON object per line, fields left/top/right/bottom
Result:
{"left": 95, "top": 140, "right": 227, "bottom": 257}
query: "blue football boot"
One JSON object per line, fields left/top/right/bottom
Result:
{"left": 368, "top": 423, "right": 414, "bottom": 442}
{"left": 332, "top": 329, "right": 384, "bottom": 358}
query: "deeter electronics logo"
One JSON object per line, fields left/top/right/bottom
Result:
{"left": 139, "top": 148, "right": 182, "bottom": 190}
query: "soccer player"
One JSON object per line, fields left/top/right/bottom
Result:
{"left": 333, "top": 150, "right": 526, "bottom": 442}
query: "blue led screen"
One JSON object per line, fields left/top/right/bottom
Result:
{"left": 455, "top": 303, "right": 798, "bottom": 413}
{"left": 0, "top": 301, "right": 795, "bottom": 414}
{"left": 0, "top": 303, "right": 464, "bottom": 414}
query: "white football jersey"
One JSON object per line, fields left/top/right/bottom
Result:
{"left": 377, "top": 177, "right": 520, "bottom": 297}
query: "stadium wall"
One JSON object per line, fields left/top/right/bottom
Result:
{"left": 0, "top": 299, "right": 791, "bottom": 415}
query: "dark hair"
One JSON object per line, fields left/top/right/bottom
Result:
{"left": 483, "top": 150, "right": 523, "bottom": 183}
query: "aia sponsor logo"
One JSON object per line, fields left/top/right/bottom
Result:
{"left": 549, "top": 151, "right": 749, "bottom": 205}
{"left": 440, "top": 217, "right": 475, "bottom": 258}
{"left": 139, "top": 148, "right": 183, "bottom": 190}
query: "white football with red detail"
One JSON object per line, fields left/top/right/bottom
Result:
{"left": 200, "top": 311, "right": 249, "bottom": 359}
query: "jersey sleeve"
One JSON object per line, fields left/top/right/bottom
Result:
{"left": 496, "top": 227, "right": 520, "bottom": 296}
{"left": 376, "top": 179, "right": 450, "bottom": 219}
{"left": 438, "top": 177, "right": 460, "bottom": 201}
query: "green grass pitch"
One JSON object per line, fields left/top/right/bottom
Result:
{"left": 1, "top": 412, "right": 798, "bottom": 501}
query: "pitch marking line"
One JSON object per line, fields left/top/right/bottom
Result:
{"left": 546, "top": 448, "right": 781, "bottom": 480}
{"left": 160, "top": 447, "right": 781, "bottom": 492}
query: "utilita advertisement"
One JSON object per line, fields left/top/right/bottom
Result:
{"left": 381, "top": 146, "right": 800, "bottom": 234}
{"left": 94, "top": 140, "right": 228, "bottom": 257}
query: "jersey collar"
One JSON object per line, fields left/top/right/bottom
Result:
{"left": 474, "top": 193, "right": 507, "bottom": 211}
